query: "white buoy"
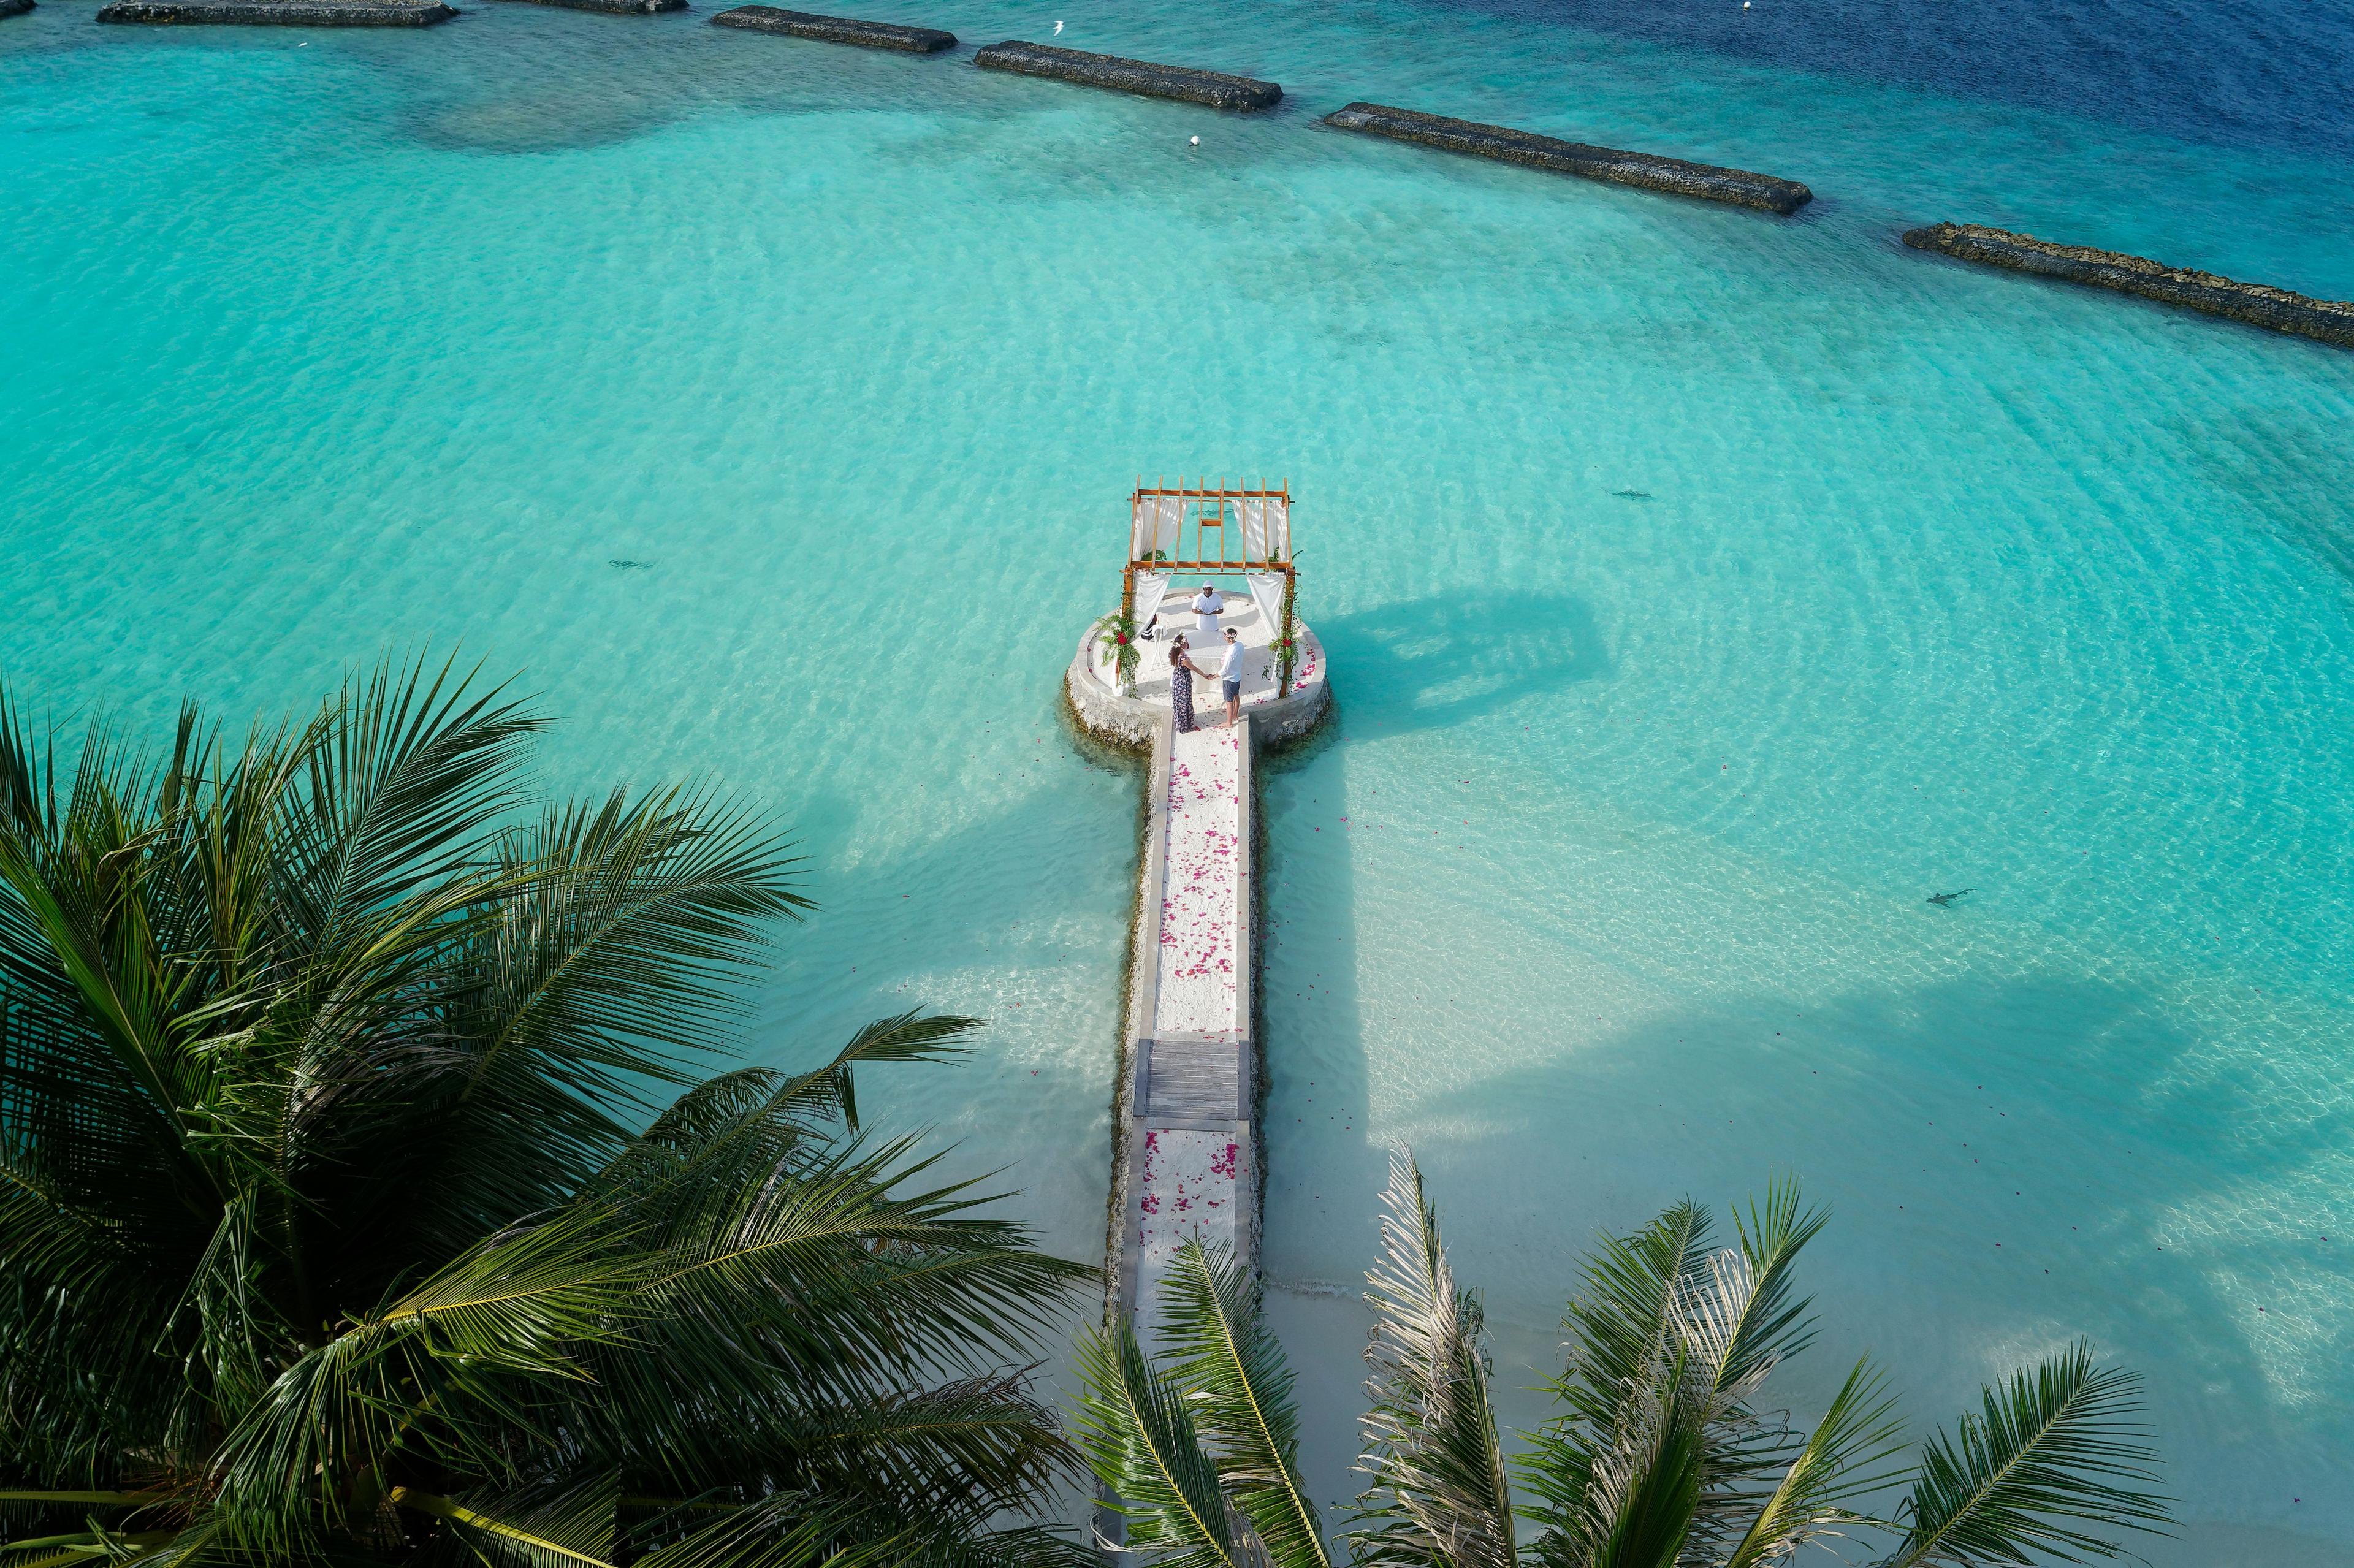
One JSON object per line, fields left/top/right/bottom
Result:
{"left": 1190, "top": 135, "right": 1200, "bottom": 146}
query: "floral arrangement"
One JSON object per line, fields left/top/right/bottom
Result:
{"left": 1094, "top": 610, "right": 1141, "bottom": 691}
{"left": 1272, "top": 568, "right": 1300, "bottom": 691}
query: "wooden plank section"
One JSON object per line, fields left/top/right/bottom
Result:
{"left": 975, "top": 40, "right": 1281, "bottom": 110}
{"left": 1145, "top": 1037, "right": 1244, "bottom": 1120}
{"left": 712, "top": 4, "right": 955, "bottom": 51}
{"left": 1324, "top": 101, "right": 1813, "bottom": 215}
{"left": 1903, "top": 223, "right": 2354, "bottom": 351}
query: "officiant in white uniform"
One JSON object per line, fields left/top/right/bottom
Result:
{"left": 1189, "top": 584, "right": 1224, "bottom": 639}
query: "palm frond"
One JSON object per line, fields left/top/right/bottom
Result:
{"left": 781, "top": 1011, "right": 981, "bottom": 1135}
{"left": 638, "top": 1129, "right": 1083, "bottom": 1379}
{"left": 0, "top": 661, "right": 1079, "bottom": 1568}
{"left": 1069, "top": 1316, "right": 1249, "bottom": 1568}
{"left": 627, "top": 1493, "right": 1090, "bottom": 1568}
{"left": 460, "top": 783, "right": 810, "bottom": 1090}
{"left": 1561, "top": 1200, "right": 1711, "bottom": 1426}
{"left": 393, "top": 1477, "right": 620, "bottom": 1568}
{"left": 754, "top": 1374, "right": 1081, "bottom": 1528}
{"left": 1710, "top": 1178, "right": 1827, "bottom": 1395}
{"left": 1519, "top": 1196, "right": 1721, "bottom": 1567}
{"left": 1351, "top": 1149, "right": 1515, "bottom": 1568}
{"left": 206, "top": 1208, "right": 653, "bottom": 1552}
{"left": 1722, "top": 1358, "right": 1907, "bottom": 1568}
{"left": 1671, "top": 1182, "right": 1831, "bottom": 1547}
{"left": 279, "top": 652, "right": 544, "bottom": 942}
{"left": 1883, "top": 1345, "right": 2169, "bottom": 1567}
{"left": 1159, "top": 1238, "right": 1330, "bottom": 1568}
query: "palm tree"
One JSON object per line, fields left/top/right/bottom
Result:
{"left": 1074, "top": 1154, "right": 2167, "bottom": 1568}
{"left": 0, "top": 657, "right": 1089, "bottom": 1567}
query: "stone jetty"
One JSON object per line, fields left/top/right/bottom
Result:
{"left": 0, "top": 0, "right": 36, "bottom": 20}
{"left": 1065, "top": 592, "right": 1327, "bottom": 1328}
{"left": 97, "top": 0, "right": 453, "bottom": 22}
{"left": 712, "top": 5, "right": 953, "bottom": 50}
{"left": 1324, "top": 102, "right": 1812, "bottom": 215}
{"left": 1903, "top": 223, "right": 2354, "bottom": 351}
{"left": 975, "top": 41, "right": 1280, "bottom": 110}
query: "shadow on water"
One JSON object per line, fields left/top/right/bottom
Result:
{"left": 1255, "top": 587, "right": 1612, "bottom": 1299}
{"left": 1404, "top": 968, "right": 2354, "bottom": 1470}
{"left": 1252, "top": 962, "right": 2354, "bottom": 1559}
{"left": 1309, "top": 588, "right": 1611, "bottom": 742}
{"left": 1257, "top": 726, "right": 1387, "bottom": 1292}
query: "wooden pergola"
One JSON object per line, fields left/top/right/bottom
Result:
{"left": 1121, "top": 477, "right": 1300, "bottom": 688}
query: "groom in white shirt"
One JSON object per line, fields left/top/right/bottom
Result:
{"left": 1216, "top": 626, "right": 1246, "bottom": 728}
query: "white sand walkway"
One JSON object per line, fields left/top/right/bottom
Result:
{"left": 1132, "top": 718, "right": 1248, "bottom": 1323}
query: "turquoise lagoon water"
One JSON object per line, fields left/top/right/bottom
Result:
{"left": 6, "top": 0, "right": 2354, "bottom": 1556}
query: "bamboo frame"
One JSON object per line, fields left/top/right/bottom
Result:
{"left": 1120, "top": 476, "right": 1300, "bottom": 688}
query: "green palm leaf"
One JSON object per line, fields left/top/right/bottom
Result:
{"left": 1721, "top": 1358, "right": 1906, "bottom": 1568}
{"left": 1352, "top": 1149, "right": 1516, "bottom": 1568}
{"left": 1159, "top": 1238, "right": 1330, "bottom": 1568}
{"left": 2, "top": 659, "right": 1081, "bottom": 1568}
{"left": 1070, "top": 1315, "right": 1249, "bottom": 1568}
{"left": 278, "top": 652, "right": 543, "bottom": 940}
{"left": 1883, "top": 1345, "right": 2169, "bottom": 1567}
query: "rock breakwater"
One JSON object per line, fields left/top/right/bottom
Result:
{"left": 1903, "top": 223, "right": 2354, "bottom": 350}
{"left": 974, "top": 40, "right": 1279, "bottom": 110}
{"left": 504, "top": 0, "right": 684, "bottom": 13}
{"left": 97, "top": 0, "right": 454, "bottom": 22}
{"left": 712, "top": 5, "right": 952, "bottom": 50}
{"left": 1324, "top": 102, "right": 1811, "bottom": 215}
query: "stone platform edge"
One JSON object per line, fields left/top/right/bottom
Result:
{"left": 712, "top": 5, "right": 954, "bottom": 50}
{"left": 1064, "top": 636, "right": 1330, "bottom": 754}
{"left": 1324, "top": 102, "right": 1812, "bottom": 216}
{"left": 1903, "top": 223, "right": 2354, "bottom": 351}
{"left": 975, "top": 40, "right": 1280, "bottom": 110}
{"left": 97, "top": 0, "right": 454, "bottom": 21}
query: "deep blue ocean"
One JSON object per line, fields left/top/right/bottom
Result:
{"left": 5, "top": 0, "right": 2353, "bottom": 1557}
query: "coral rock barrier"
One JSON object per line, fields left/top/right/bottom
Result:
{"left": 1902, "top": 223, "right": 2354, "bottom": 351}
{"left": 503, "top": 0, "right": 684, "bottom": 13}
{"left": 0, "top": 0, "right": 36, "bottom": 20}
{"left": 97, "top": 0, "right": 454, "bottom": 22}
{"left": 974, "top": 40, "right": 1280, "bottom": 110}
{"left": 1324, "top": 102, "right": 1812, "bottom": 215}
{"left": 711, "top": 5, "right": 952, "bottom": 51}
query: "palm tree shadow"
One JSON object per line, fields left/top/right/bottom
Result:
{"left": 1399, "top": 969, "right": 2350, "bottom": 1513}
{"left": 1311, "top": 590, "right": 1611, "bottom": 742}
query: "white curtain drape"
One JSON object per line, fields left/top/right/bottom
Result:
{"left": 1131, "top": 571, "right": 1170, "bottom": 635}
{"left": 1132, "top": 495, "right": 1183, "bottom": 563}
{"left": 1245, "top": 572, "right": 1287, "bottom": 649}
{"left": 1237, "top": 498, "right": 1287, "bottom": 563}
{"left": 1238, "top": 500, "right": 1268, "bottom": 562}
